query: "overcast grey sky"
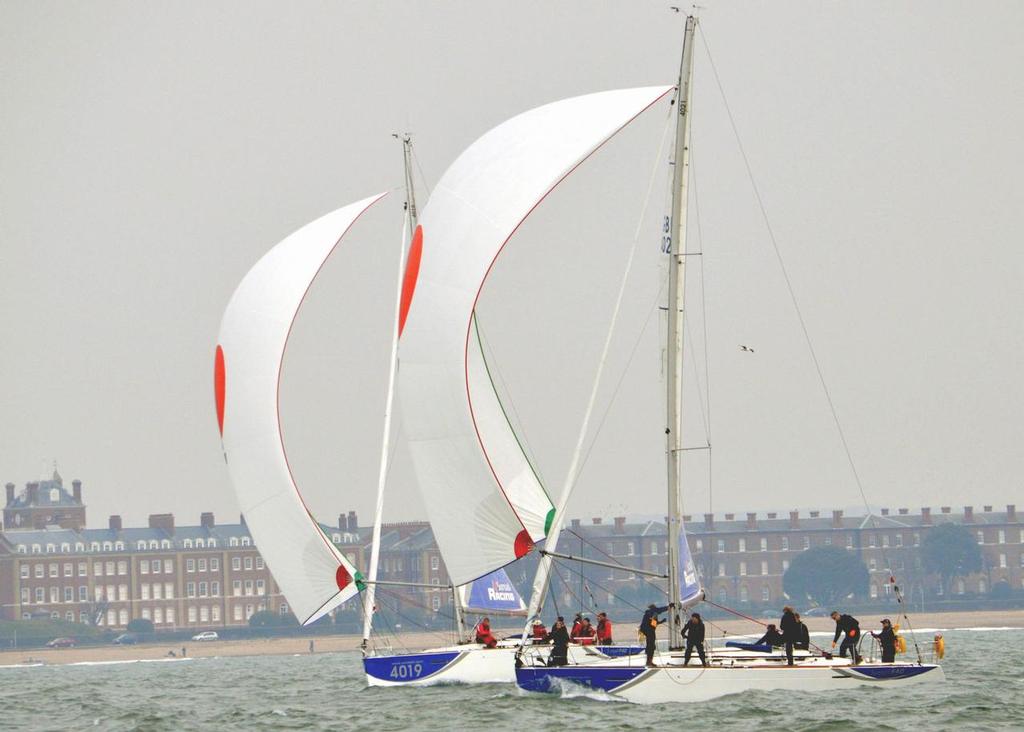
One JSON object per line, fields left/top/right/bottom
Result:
{"left": 2, "top": 1, "right": 1022, "bottom": 531}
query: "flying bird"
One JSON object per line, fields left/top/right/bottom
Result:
{"left": 739, "top": 345, "right": 755, "bottom": 353}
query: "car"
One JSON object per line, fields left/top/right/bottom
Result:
{"left": 45, "top": 637, "right": 76, "bottom": 648}
{"left": 191, "top": 631, "right": 219, "bottom": 642}
{"left": 112, "top": 633, "right": 139, "bottom": 645}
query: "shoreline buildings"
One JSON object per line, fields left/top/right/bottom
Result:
{"left": 1, "top": 472, "right": 1020, "bottom": 630}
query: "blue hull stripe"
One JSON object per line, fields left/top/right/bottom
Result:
{"left": 516, "top": 666, "right": 647, "bottom": 693}
{"left": 596, "top": 645, "right": 644, "bottom": 658}
{"left": 364, "top": 651, "right": 462, "bottom": 683}
{"left": 840, "top": 665, "right": 937, "bottom": 681}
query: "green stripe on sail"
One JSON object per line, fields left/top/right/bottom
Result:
{"left": 355, "top": 570, "right": 366, "bottom": 592}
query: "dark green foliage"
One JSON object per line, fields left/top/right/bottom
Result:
{"left": 921, "top": 523, "right": 983, "bottom": 592}
{"left": 249, "top": 610, "right": 299, "bottom": 628}
{"left": 126, "top": 618, "right": 154, "bottom": 634}
{"left": 0, "top": 619, "right": 105, "bottom": 648}
{"left": 783, "top": 545, "right": 869, "bottom": 607}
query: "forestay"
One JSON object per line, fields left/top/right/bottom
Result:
{"left": 398, "top": 86, "right": 675, "bottom": 585}
{"left": 215, "top": 194, "right": 386, "bottom": 625}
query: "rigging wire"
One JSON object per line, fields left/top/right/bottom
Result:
{"left": 690, "top": 156, "right": 715, "bottom": 515}
{"left": 698, "top": 25, "right": 924, "bottom": 663}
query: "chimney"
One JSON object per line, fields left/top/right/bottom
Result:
{"left": 725, "top": 513, "right": 735, "bottom": 521}
{"left": 898, "top": 508, "right": 909, "bottom": 515}
{"left": 109, "top": 515, "right": 122, "bottom": 531}
{"left": 592, "top": 517, "right": 602, "bottom": 525}
{"left": 27, "top": 481, "right": 39, "bottom": 504}
{"left": 881, "top": 508, "right": 889, "bottom": 516}
{"left": 789, "top": 511, "right": 799, "bottom": 529}
{"left": 810, "top": 511, "right": 820, "bottom": 518}
{"left": 963, "top": 506, "right": 974, "bottom": 523}
{"left": 200, "top": 512, "right": 215, "bottom": 529}
{"left": 921, "top": 507, "right": 932, "bottom": 525}
{"left": 832, "top": 510, "right": 843, "bottom": 528}
{"left": 746, "top": 513, "right": 757, "bottom": 530}
{"left": 704, "top": 513, "right": 714, "bottom": 531}
{"left": 613, "top": 516, "right": 626, "bottom": 534}
{"left": 1009, "top": 505, "right": 1018, "bottom": 522}
{"left": 984, "top": 505, "right": 992, "bottom": 513}
{"left": 4, "top": 483, "right": 13, "bottom": 505}
{"left": 767, "top": 512, "right": 777, "bottom": 519}
{"left": 571, "top": 518, "right": 581, "bottom": 529}
{"left": 72, "top": 479, "right": 82, "bottom": 503}
{"left": 941, "top": 506, "right": 951, "bottom": 514}
{"left": 240, "top": 513, "right": 247, "bottom": 526}
{"left": 347, "top": 510, "right": 358, "bottom": 532}
{"left": 339, "top": 514, "right": 347, "bottom": 531}
{"left": 148, "top": 513, "right": 175, "bottom": 533}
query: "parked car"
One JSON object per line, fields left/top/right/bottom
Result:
{"left": 45, "top": 637, "right": 76, "bottom": 648}
{"left": 191, "top": 631, "right": 219, "bottom": 642}
{"left": 112, "top": 633, "right": 139, "bottom": 645}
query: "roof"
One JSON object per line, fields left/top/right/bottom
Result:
{"left": 6, "top": 477, "right": 81, "bottom": 509}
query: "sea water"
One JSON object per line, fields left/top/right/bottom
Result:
{"left": 2, "top": 628, "right": 1021, "bottom": 731}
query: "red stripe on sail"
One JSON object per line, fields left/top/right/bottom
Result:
{"left": 514, "top": 529, "right": 533, "bottom": 559}
{"left": 398, "top": 225, "right": 423, "bottom": 337}
{"left": 214, "top": 345, "right": 226, "bottom": 436}
{"left": 336, "top": 565, "right": 352, "bottom": 591}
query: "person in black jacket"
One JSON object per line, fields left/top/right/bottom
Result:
{"left": 830, "top": 611, "right": 861, "bottom": 663}
{"left": 680, "top": 613, "right": 707, "bottom": 667}
{"left": 794, "top": 612, "right": 810, "bottom": 651}
{"left": 545, "top": 616, "right": 571, "bottom": 667}
{"left": 638, "top": 603, "right": 671, "bottom": 667}
{"left": 779, "top": 606, "right": 799, "bottom": 666}
{"left": 755, "top": 624, "right": 784, "bottom": 647}
{"left": 871, "top": 618, "right": 897, "bottom": 663}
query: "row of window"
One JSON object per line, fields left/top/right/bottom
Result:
{"left": 19, "top": 559, "right": 176, "bottom": 580}
{"left": 14, "top": 535, "right": 254, "bottom": 555}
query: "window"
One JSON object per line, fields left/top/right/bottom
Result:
{"left": 802, "top": 537, "right": 810, "bottom": 550}
{"left": 137, "top": 541, "right": 146, "bottom": 551}
{"left": 49, "top": 563, "right": 58, "bottom": 578}
{"left": 20, "top": 588, "right": 29, "bottom": 604}
{"left": 760, "top": 538, "right": 767, "bottom": 552}
{"left": 824, "top": 536, "right": 832, "bottom": 546}
{"left": 165, "top": 583, "right": 174, "bottom": 599}
{"left": 760, "top": 561, "right": 768, "bottom": 576}
{"left": 19, "top": 565, "right": 28, "bottom": 579}
{"left": 188, "top": 607, "right": 197, "bottom": 623}
{"left": 151, "top": 560, "right": 161, "bottom": 574}
{"left": 61, "top": 543, "right": 71, "bottom": 553}
{"left": 977, "top": 531, "right": 984, "bottom": 545}
{"left": 35, "top": 588, "right": 44, "bottom": 603}
{"left": 35, "top": 564, "right": 44, "bottom": 578}
{"left": 717, "top": 587, "right": 727, "bottom": 603}
{"left": 717, "top": 540, "right": 725, "bottom": 553}
{"left": 432, "top": 595, "right": 441, "bottom": 611}
{"left": 154, "top": 584, "right": 163, "bottom": 600}
{"left": 232, "top": 557, "right": 241, "bottom": 571}
{"left": 430, "top": 556, "right": 439, "bottom": 571}
{"left": 141, "top": 560, "right": 149, "bottom": 575}
{"left": 870, "top": 585, "right": 878, "bottom": 599}
{"left": 999, "top": 530, "right": 1006, "bottom": 544}
{"left": 187, "top": 582, "right": 196, "bottom": 598}
{"left": 184, "top": 539, "right": 193, "bottom": 549}
{"left": 212, "top": 606, "right": 220, "bottom": 622}
{"left": 244, "top": 557, "right": 253, "bottom": 571}
{"left": 979, "top": 578, "right": 987, "bottom": 593}
{"left": 244, "top": 580, "right": 253, "bottom": 596}
{"left": 154, "top": 608, "right": 163, "bottom": 624}
{"left": 198, "top": 558, "right": 207, "bottom": 572}
{"left": 245, "top": 604, "right": 254, "bottom": 619}
{"left": 739, "top": 586, "right": 749, "bottom": 603}
{"left": 31, "top": 544, "right": 41, "bottom": 554}
{"left": 64, "top": 587, "right": 73, "bottom": 602}
{"left": 166, "top": 607, "right": 175, "bottom": 624}
{"left": 209, "top": 539, "right": 217, "bottom": 549}
{"left": 142, "top": 608, "right": 151, "bottom": 620}
{"left": 164, "top": 559, "right": 173, "bottom": 574}
{"left": 79, "top": 586, "right": 88, "bottom": 602}
{"left": 90, "top": 542, "right": 99, "bottom": 552}
{"left": 114, "top": 541, "right": 125, "bottom": 551}
{"left": 868, "top": 534, "right": 876, "bottom": 548}
{"left": 230, "top": 537, "right": 239, "bottom": 547}
{"left": 280, "top": 602, "right": 288, "bottom": 615}
{"left": 199, "top": 582, "right": 208, "bottom": 597}
{"left": 106, "top": 584, "right": 115, "bottom": 601}
{"left": 63, "top": 563, "right": 72, "bottom": 577}
{"left": 233, "top": 580, "right": 242, "bottom": 596}
{"left": 211, "top": 581, "right": 220, "bottom": 596}
{"left": 781, "top": 537, "right": 789, "bottom": 552}
{"left": 782, "top": 560, "right": 790, "bottom": 572}
{"left": 241, "top": 537, "right": 251, "bottom": 547}
{"left": 999, "top": 554, "right": 1007, "bottom": 568}
{"left": 739, "top": 561, "right": 747, "bottom": 576}
{"left": 882, "top": 535, "right": 890, "bottom": 548}
{"left": 695, "top": 539, "right": 703, "bottom": 553}
{"left": 186, "top": 559, "right": 195, "bottom": 572}
{"left": 141, "top": 584, "right": 150, "bottom": 600}
{"left": 118, "top": 585, "right": 128, "bottom": 601}
{"left": 210, "top": 558, "right": 219, "bottom": 572}
{"left": 47, "top": 544, "right": 56, "bottom": 554}
{"left": 895, "top": 534, "right": 903, "bottom": 548}
{"left": 256, "top": 557, "right": 264, "bottom": 570}
{"left": 738, "top": 539, "right": 746, "bottom": 553}
{"left": 869, "top": 558, "right": 877, "bottom": 571}
{"left": 956, "top": 579, "right": 965, "bottom": 595}
{"left": 103, "top": 542, "right": 112, "bottom": 552}
{"left": 105, "top": 561, "right": 114, "bottom": 575}
{"left": 913, "top": 532, "right": 920, "bottom": 547}
{"left": 197, "top": 538, "right": 205, "bottom": 549}
{"left": 94, "top": 561, "right": 103, "bottom": 576}
{"left": 762, "top": 586, "right": 770, "bottom": 602}
{"left": 75, "top": 542, "right": 84, "bottom": 552}
{"left": 234, "top": 605, "right": 243, "bottom": 621}
{"left": 80, "top": 612, "right": 89, "bottom": 623}
{"left": 200, "top": 606, "right": 209, "bottom": 622}
{"left": 17, "top": 545, "right": 26, "bottom": 554}
{"left": 256, "top": 579, "right": 265, "bottom": 594}
{"left": 51, "top": 587, "right": 60, "bottom": 603}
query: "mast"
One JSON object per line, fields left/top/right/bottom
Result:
{"left": 665, "top": 14, "right": 697, "bottom": 649}
{"left": 361, "top": 134, "right": 416, "bottom": 649}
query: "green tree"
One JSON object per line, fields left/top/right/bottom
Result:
{"left": 126, "top": 618, "right": 154, "bottom": 634}
{"left": 249, "top": 610, "right": 299, "bottom": 628}
{"left": 921, "top": 523, "right": 982, "bottom": 594}
{"left": 783, "top": 545, "right": 869, "bottom": 608}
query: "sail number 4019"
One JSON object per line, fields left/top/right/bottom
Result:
{"left": 389, "top": 662, "right": 424, "bottom": 679}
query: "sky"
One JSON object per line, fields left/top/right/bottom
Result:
{"left": 2, "top": 1, "right": 1022, "bottom": 532}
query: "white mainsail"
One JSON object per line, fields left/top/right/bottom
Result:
{"left": 397, "top": 86, "right": 675, "bottom": 586}
{"left": 215, "top": 194, "right": 386, "bottom": 625}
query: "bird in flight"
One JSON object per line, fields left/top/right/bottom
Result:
{"left": 739, "top": 345, "right": 755, "bottom": 353}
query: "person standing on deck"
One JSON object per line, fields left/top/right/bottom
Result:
{"left": 639, "top": 603, "right": 671, "bottom": 667}
{"left": 531, "top": 619, "right": 548, "bottom": 643}
{"left": 779, "top": 606, "right": 799, "bottom": 666}
{"left": 575, "top": 617, "right": 597, "bottom": 644}
{"left": 794, "top": 612, "right": 810, "bottom": 651}
{"left": 545, "top": 617, "right": 570, "bottom": 666}
{"left": 570, "top": 613, "right": 584, "bottom": 638}
{"left": 596, "top": 612, "right": 613, "bottom": 645}
{"left": 475, "top": 617, "right": 497, "bottom": 649}
{"left": 680, "top": 613, "right": 707, "bottom": 667}
{"left": 831, "top": 611, "right": 861, "bottom": 663}
{"left": 871, "top": 618, "right": 897, "bottom": 663}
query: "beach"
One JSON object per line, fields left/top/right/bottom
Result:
{"left": 2, "top": 608, "right": 1019, "bottom": 667}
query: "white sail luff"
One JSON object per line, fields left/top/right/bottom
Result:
{"left": 216, "top": 194, "right": 386, "bottom": 626}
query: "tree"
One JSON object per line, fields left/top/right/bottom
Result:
{"left": 126, "top": 618, "right": 154, "bottom": 634}
{"left": 249, "top": 610, "right": 298, "bottom": 628}
{"left": 921, "top": 523, "right": 982, "bottom": 594}
{"left": 783, "top": 546, "right": 869, "bottom": 608}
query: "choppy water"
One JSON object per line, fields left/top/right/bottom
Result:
{"left": 3, "top": 628, "right": 1022, "bottom": 731}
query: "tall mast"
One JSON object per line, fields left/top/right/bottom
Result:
{"left": 361, "top": 134, "right": 416, "bottom": 649}
{"left": 665, "top": 14, "right": 697, "bottom": 649}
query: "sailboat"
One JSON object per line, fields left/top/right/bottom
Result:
{"left": 506, "top": 15, "right": 945, "bottom": 702}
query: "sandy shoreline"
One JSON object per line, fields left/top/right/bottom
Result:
{"left": 2, "top": 609, "right": 1021, "bottom": 667}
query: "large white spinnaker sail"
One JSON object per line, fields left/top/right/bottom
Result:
{"left": 397, "top": 86, "right": 675, "bottom": 585}
{"left": 215, "top": 194, "right": 386, "bottom": 625}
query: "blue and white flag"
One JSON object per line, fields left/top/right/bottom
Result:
{"left": 459, "top": 568, "right": 527, "bottom": 615}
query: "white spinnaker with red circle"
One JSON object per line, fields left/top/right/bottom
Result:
{"left": 397, "top": 86, "right": 675, "bottom": 586}
{"left": 214, "top": 194, "right": 385, "bottom": 625}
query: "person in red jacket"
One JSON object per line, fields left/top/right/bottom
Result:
{"left": 596, "top": 612, "right": 613, "bottom": 645}
{"left": 475, "top": 617, "right": 497, "bottom": 648}
{"left": 531, "top": 619, "right": 548, "bottom": 642}
{"left": 570, "top": 613, "right": 584, "bottom": 638}
{"left": 575, "top": 617, "right": 597, "bottom": 644}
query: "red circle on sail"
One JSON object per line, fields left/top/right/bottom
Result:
{"left": 214, "top": 345, "right": 226, "bottom": 436}
{"left": 398, "top": 225, "right": 423, "bottom": 337}
{"left": 514, "top": 530, "right": 533, "bottom": 559}
{"left": 336, "top": 565, "right": 352, "bottom": 591}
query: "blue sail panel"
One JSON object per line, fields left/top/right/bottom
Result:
{"left": 677, "top": 523, "right": 702, "bottom": 605}
{"left": 461, "top": 568, "right": 526, "bottom": 614}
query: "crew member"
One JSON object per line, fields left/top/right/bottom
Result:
{"left": 871, "top": 618, "right": 897, "bottom": 663}
{"left": 755, "top": 623, "right": 784, "bottom": 648}
{"left": 570, "top": 613, "right": 584, "bottom": 638}
{"left": 531, "top": 619, "right": 548, "bottom": 642}
{"left": 794, "top": 612, "right": 810, "bottom": 651}
{"left": 575, "top": 617, "right": 597, "bottom": 644}
{"left": 680, "top": 612, "right": 707, "bottom": 667}
{"left": 596, "top": 612, "right": 613, "bottom": 646}
{"left": 546, "top": 616, "right": 570, "bottom": 666}
{"left": 830, "top": 611, "right": 861, "bottom": 663}
{"left": 779, "top": 605, "right": 799, "bottom": 666}
{"left": 639, "top": 603, "right": 671, "bottom": 667}
{"left": 475, "top": 617, "right": 497, "bottom": 649}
